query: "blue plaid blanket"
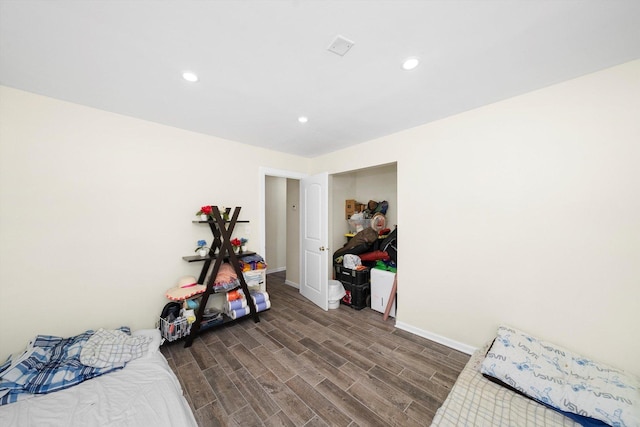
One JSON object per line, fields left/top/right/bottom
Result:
{"left": 0, "top": 327, "right": 130, "bottom": 405}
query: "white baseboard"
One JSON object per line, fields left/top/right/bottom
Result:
{"left": 394, "top": 321, "right": 477, "bottom": 355}
{"left": 284, "top": 280, "right": 299, "bottom": 289}
{"left": 266, "top": 266, "right": 286, "bottom": 274}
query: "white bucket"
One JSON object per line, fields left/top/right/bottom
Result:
{"left": 328, "top": 280, "right": 345, "bottom": 309}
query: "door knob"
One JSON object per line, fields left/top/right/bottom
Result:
{"left": 319, "top": 246, "right": 325, "bottom": 251}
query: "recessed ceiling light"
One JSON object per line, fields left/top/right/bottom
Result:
{"left": 401, "top": 57, "right": 420, "bottom": 71}
{"left": 298, "top": 116, "right": 308, "bottom": 123}
{"left": 182, "top": 71, "right": 199, "bottom": 82}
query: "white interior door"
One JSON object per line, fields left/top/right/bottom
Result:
{"left": 300, "top": 172, "right": 329, "bottom": 310}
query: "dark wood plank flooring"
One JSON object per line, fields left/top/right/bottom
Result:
{"left": 161, "top": 271, "right": 469, "bottom": 427}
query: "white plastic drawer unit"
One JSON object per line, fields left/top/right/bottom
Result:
{"left": 370, "top": 268, "right": 396, "bottom": 317}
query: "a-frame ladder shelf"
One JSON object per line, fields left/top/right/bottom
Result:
{"left": 183, "top": 206, "right": 261, "bottom": 348}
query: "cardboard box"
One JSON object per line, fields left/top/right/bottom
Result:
{"left": 345, "top": 199, "right": 356, "bottom": 219}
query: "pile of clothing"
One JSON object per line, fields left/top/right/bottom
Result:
{"left": 238, "top": 254, "right": 267, "bottom": 272}
{"left": 212, "top": 263, "right": 240, "bottom": 292}
{"left": 333, "top": 227, "right": 397, "bottom": 270}
{"left": 0, "top": 327, "right": 150, "bottom": 405}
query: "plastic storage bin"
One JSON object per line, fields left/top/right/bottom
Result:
{"left": 336, "top": 266, "right": 370, "bottom": 310}
{"left": 336, "top": 265, "right": 370, "bottom": 286}
{"left": 340, "top": 282, "right": 370, "bottom": 310}
{"left": 347, "top": 218, "right": 371, "bottom": 234}
{"left": 243, "top": 269, "right": 266, "bottom": 291}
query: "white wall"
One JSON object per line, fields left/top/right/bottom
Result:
{"left": 285, "top": 178, "right": 300, "bottom": 286}
{"left": 0, "top": 86, "right": 309, "bottom": 360}
{"left": 265, "top": 176, "right": 287, "bottom": 272}
{"left": 312, "top": 60, "right": 640, "bottom": 375}
{"left": 352, "top": 163, "right": 397, "bottom": 231}
{"left": 2, "top": 60, "right": 639, "bottom": 376}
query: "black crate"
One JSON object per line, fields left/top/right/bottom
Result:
{"left": 335, "top": 265, "right": 370, "bottom": 286}
{"left": 340, "top": 281, "right": 370, "bottom": 310}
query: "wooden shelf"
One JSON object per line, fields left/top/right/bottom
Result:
{"left": 182, "top": 251, "right": 256, "bottom": 263}
{"left": 192, "top": 220, "right": 250, "bottom": 224}
{"left": 183, "top": 206, "right": 262, "bottom": 348}
{"left": 344, "top": 233, "right": 388, "bottom": 239}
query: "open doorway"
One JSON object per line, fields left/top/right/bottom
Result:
{"left": 264, "top": 176, "right": 300, "bottom": 287}
{"left": 259, "top": 167, "right": 306, "bottom": 288}
{"left": 259, "top": 162, "right": 397, "bottom": 308}
{"left": 330, "top": 162, "right": 398, "bottom": 262}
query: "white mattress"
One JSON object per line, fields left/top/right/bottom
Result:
{"left": 431, "top": 344, "right": 581, "bottom": 427}
{"left": 0, "top": 351, "right": 197, "bottom": 427}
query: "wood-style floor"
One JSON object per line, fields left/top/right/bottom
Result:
{"left": 161, "top": 271, "right": 469, "bottom": 427}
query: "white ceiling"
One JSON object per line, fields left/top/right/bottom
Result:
{"left": 1, "top": 1, "right": 639, "bottom": 157}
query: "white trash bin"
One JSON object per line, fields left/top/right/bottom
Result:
{"left": 328, "top": 280, "right": 346, "bottom": 309}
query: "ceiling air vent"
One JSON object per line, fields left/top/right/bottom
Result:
{"left": 327, "top": 35, "right": 355, "bottom": 56}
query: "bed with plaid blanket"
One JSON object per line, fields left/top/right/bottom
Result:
{"left": 432, "top": 329, "right": 639, "bottom": 427}
{"left": 431, "top": 342, "right": 582, "bottom": 427}
{"left": 0, "top": 326, "right": 146, "bottom": 405}
{"left": 0, "top": 328, "right": 197, "bottom": 427}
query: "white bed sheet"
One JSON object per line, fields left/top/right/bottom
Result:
{"left": 0, "top": 350, "right": 197, "bottom": 427}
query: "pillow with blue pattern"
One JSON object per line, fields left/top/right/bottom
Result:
{"left": 480, "top": 326, "right": 639, "bottom": 427}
